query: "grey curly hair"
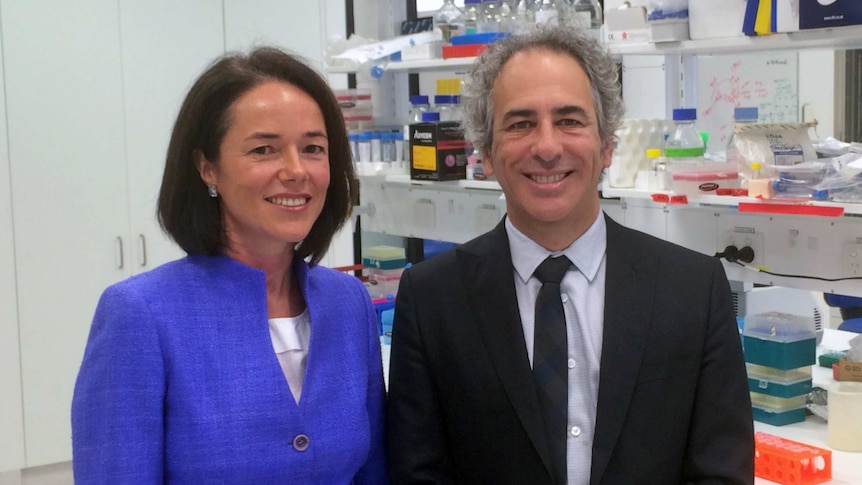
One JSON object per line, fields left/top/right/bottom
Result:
{"left": 461, "top": 26, "right": 625, "bottom": 154}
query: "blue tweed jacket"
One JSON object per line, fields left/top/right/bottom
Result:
{"left": 72, "top": 254, "right": 387, "bottom": 484}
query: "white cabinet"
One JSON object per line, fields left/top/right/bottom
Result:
{"left": 0, "top": 24, "right": 25, "bottom": 473}
{"left": 3, "top": 0, "right": 131, "bottom": 467}
{"left": 1, "top": 0, "right": 222, "bottom": 467}
{"left": 0, "top": 0, "right": 348, "bottom": 470}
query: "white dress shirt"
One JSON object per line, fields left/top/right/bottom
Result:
{"left": 506, "top": 213, "right": 607, "bottom": 485}
{"left": 268, "top": 309, "right": 311, "bottom": 403}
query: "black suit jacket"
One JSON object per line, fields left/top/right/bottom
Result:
{"left": 387, "top": 215, "right": 754, "bottom": 484}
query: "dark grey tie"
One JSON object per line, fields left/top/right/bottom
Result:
{"left": 533, "top": 255, "right": 571, "bottom": 485}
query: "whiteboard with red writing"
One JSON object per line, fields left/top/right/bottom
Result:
{"left": 696, "top": 52, "right": 799, "bottom": 153}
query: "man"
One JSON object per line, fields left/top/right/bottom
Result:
{"left": 386, "top": 26, "right": 754, "bottom": 485}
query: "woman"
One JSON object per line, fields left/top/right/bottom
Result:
{"left": 71, "top": 47, "right": 386, "bottom": 484}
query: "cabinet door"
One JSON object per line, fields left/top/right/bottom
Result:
{"left": 120, "top": 0, "right": 225, "bottom": 273}
{"left": 0, "top": 27, "right": 25, "bottom": 473}
{"left": 2, "top": 0, "right": 128, "bottom": 467}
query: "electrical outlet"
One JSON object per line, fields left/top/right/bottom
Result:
{"left": 723, "top": 230, "right": 765, "bottom": 266}
{"left": 842, "top": 243, "right": 862, "bottom": 276}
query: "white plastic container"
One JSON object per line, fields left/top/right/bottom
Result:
{"left": 828, "top": 381, "right": 862, "bottom": 452}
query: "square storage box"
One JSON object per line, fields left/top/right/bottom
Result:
{"left": 747, "top": 364, "right": 813, "bottom": 399}
{"left": 362, "top": 245, "right": 406, "bottom": 270}
{"left": 752, "top": 405, "right": 807, "bottom": 427}
{"left": 670, "top": 161, "right": 739, "bottom": 195}
{"left": 743, "top": 312, "right": 817, "bottom": 370}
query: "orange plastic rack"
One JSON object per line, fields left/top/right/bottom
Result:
{"left": 754, "top": 432, "right": 832, "bottom": 485}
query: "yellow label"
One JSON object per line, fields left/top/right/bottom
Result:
{"left": 412, "top": 145, "right": 437, "bottom": 171}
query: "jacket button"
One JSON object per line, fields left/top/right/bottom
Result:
{"left": 292, "top": 433, "right": 309, "bottom": 451}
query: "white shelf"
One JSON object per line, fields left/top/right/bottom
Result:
{"left": 328, "top": 25, "right": 862, "bottom": 76}
{"left": 600, "top": 185, "right": 862, "bottom": 216}
{"left": 362, "top": 173, "right": 501, "bottom": 191}
{"left": 327, "top": 56, "right": 477, "bottom": 75}
{"left": 608, "top": 25, "right": 862, "bottom": 56}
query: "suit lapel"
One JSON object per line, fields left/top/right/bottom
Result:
{"left": 459, "top": 221, "right": 555, "bottom": 478}
{"left": 590, "top": 217, "right": 657, "bottom": 485}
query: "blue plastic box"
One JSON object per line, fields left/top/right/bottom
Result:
{"left": 747, "top": 364, "right": 812, "bottom": 399}
{"left": 752, "top": 406, "right": 807, "bottom": 426}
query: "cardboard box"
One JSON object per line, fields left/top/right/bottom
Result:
{"left": 689, "top": 0, "right": 747, "bottom": 40}
{"left": 800, "top": 0, "right": 862, "bottom": 30}
{"left": 410, "top": 121, "right": 469, "bottom": 181}
{"left": 836, "top": 357, "right": 862, "bottom": 382}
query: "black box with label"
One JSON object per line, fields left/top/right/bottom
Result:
{"left": 409, "top": 121, "right": 470, "bottom": 181}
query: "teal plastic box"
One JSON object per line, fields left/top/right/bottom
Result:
{"left": 743, "top": 312, "right": 816, "bottom": 370}
{"left": 746, "top": 364, "right": 812, "bottom": 399}
{"left": 752, "top": 405, "right": 807, "bottom": 426}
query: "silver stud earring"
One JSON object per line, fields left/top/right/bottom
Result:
{"left": 208, "top": 185, "right": 218, "bottom": 198}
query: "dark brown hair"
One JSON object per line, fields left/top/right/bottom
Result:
{"left": 157, "top": 46, "right": 356, "bottom": 266}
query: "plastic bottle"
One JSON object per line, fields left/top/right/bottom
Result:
{"left": 477, "top": 0, "right": 501, "bottom": 33}
{"left": 534, "top": 0, "right": 559, "bottom": 26}
{"left": 727, "top": 107, "right": 759, "bottom": 185}
{"left": 466, "top": 148, "right": 485, "bottom": 180}
{"left": 572, "top": 0, "right": 602, "bottom": 29}
{"left": 434, "top": 95, "right": 456, "bottom": 122}
{"left": 369, "top": 132, "right": 382, "bottom": 161}
{"left": 434, "top": 0, "right": 465, "bottom": 43}
{"left": 664, "top": 108, "right": 704, "bottom": 165}
{"left": 409, "top": 95, "right": 431, "bottom": 123}
{"left": 464, "top": 0, "right": 482, "bottom": 35}
{"left": 450, "top": 95, "right": 463, "bottom": 122}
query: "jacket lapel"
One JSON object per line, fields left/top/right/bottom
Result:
{"left": 458, "top": 220, "right": 555, "bottom": 478}
{"left": 590, "top": 217, "right": 657, "bottom": 485}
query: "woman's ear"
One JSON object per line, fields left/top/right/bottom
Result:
{"left": 196, "top": 149, "right": 217, "bottom": 186}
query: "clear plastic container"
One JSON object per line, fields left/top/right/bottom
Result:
{"left": 464, "top": 0, "right": 482, "bottom": 34}
{"left": 664, "top": 108, "right": 705, "bottom": 164}
{"left": 728, "top": 107, "right": 759, "bottom": 186}
{"left": 572, "top": 0, "right": 602, "bottom": 29}
{"left": 477, "top": 0, "right": 502, "bottom": 33}
{"left": 409, "top": 95, "right": 431, "bottom": 123}
{"left": 434, "top": 0, "right": 465, "bottom": 43}
{"left": 434, "top": 95, "right": 456, "bottom": 122}
{"left": 534, "top": 0, "right": 559, "bottom": 26}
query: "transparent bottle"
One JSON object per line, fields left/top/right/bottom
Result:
{"left": 501, "top": 0, "right": 527, "bottom": 33}
{"left": 534, "top": 0, "right": 559, "bottom": 26}
{"left": 434, "top": 0, "right": 465, "bottom": 43}
{"left": 664, "top": 108, "right": 705, "bottom": 165}
{"left": 434, "top": 95, "right": 456, "bottom": 122}
{"left": 572, "top": 0, "right": 602, "bottom": 29}
{"left": 477, "top": 0, "right": 502, "bottom": 33}
{"left": 727, "top": 107, "right": 759, "bottom": 187}
{"left": 409, "top": 95, "right": 431, "bottom": 123}
{"left": 464, "top": 0, "right": 482, "bottom": 35}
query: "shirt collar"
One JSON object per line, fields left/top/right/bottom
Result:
{"left": 506, "top": 212, "right": 607, "bottom": 284}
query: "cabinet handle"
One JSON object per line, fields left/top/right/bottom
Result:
{"left": 139, "top": 234, "right": 147, "bottom": 267}
{"left": 116, "top": 236, "right": 124, "bottom": 269}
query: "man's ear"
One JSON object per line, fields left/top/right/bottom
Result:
{"left": 481, "top": 149, "right": 494, "bottom": 176}
{"left": 196, "top": 150, "right": 217, "bottom": 186}
{"left": 601, "top": 139, "right": 614, "bottom": 169}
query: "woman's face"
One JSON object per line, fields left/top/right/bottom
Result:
{"left": 198, "top": 81, "right": 331, "bottom": 259}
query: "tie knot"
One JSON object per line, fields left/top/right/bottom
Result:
{"left": 534, "top": 256, "right": 571, "bottom": 284}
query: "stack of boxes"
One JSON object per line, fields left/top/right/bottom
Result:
{"left": 743, "top": 311, "right": 817, "bottom": 426}
{"left": 362, "top": 245, "right": 407, "bottom": 300}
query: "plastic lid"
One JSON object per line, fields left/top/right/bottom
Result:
{"left": 451, "top": 95, "right": 461, "bottom": 104}
{"left": 410, "top": 95, "right": 430, "bottom": 105}
{"left": 421, "top": 112, "right": 441, "bottom": 122}
{"left": 672, "top": 108, "right": 697, "bottom": 121}
{"left": 464, "top": 0, "right": 481, "bottom": 4}
{"left": 434, "top": 94, "right": 453, "bottom": 104}
{"left": 734, "top": 107, "right": 759, "bottom": 121}
{"left": 646, "top": 148, "right": 661, "bottom": 158}
{"left": 751, "top": 162, "right": 762, "bottom": 170}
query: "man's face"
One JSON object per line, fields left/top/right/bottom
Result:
{"left": 484, "top": 48, "right": 612, "bottom": 250}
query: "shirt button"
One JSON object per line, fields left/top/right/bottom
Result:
{"left": 292, "top": 433, "right": 309, "bottom": 451}
{"left": 561, "top": 294, "right": 569, "bottom": 303}
{"left": 568, "top": 358, "right": 576, "bottom": 369}
{"left": 570, "top": 426, "right": 582, "bottom": 437}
